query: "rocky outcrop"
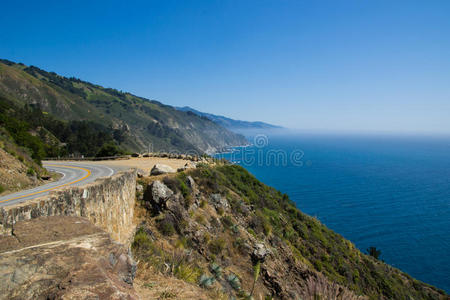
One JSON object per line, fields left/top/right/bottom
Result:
{"left": 150, "top": 163, "right": 176, "bottom": 175}
{"left": 0, "top": 169, "right": 136, "bottom": 244}
{"left": 252, "top": 243, "right": 271, "bottom": 262}
{"left": 0, "top": 216, "right": 138, "bottom": 300}
{"left": 210, "top": 193, "right": 229, "bottom": 210}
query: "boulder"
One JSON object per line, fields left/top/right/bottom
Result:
{"left": 145, "top": 180, "right": 174, "bottom": 213}
{"left": 136, "top": 170, "right": 145, "bottom": 178}
{"left": 150, "top": 181, "right": 173, "bottom": 205}
{"left": 177, "top": 162, "right": 197, "bottom": 172}
{"left": 185, "top": 161, "right": 197, "bottom": 169}
{"left": 186, "top": 176, "right": 196, "bottom": 190}
{"left": 210, "top": 194, "right": 229, "bottom": 210}
{"left": 252, "top": 243, "right": 271, "bottom": 262}
{"left": 150, "top": 164, "right": 176, "bottom": 175}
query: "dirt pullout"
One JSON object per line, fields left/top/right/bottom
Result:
{"left": 50, "top": 157, "right": 191, "bottom": 175}
{"left": 0, "top": 216, "right": 138, "bottom": 299}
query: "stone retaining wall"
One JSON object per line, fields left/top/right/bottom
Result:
{"left": 0, "top": 170, "right": 136, "bottom": 244}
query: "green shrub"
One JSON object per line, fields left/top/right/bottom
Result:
{"left": 199, "top": 274, "right": 215, "bottom": 288}
{"left": 203, "top": 232, "right": 211, "bottom": 244}
{"left": 179, "top": 180, "right": 189, "bottom": 198}
{"left": 159, "top": 291, "right": 177, "bottom": 299}
{"left": 174, "top": 261, "right": 202, "bottom": 284}
{"left": 216, "top": 207, "right": 225, "bottom": 216}
{"left": 195, "top": 214, "right": 207, "bottom": 225}
{"left": 133, "top": 228, "right": 151, "bottom": 246}
{"left": 226, "top": 273, "right": 241, "bottom": 290}
{"left": 247, "top": 228, "right": 257, "bottom": 238}
{"left": 367, "top": 247, "right": 381, "bottom": 260}
{"left": 209, "top": 238, "right": 226, "bottom": 255}
{"left": 221, "top": 215, "right": 234, "bottom": 228}
{"left": 157, "top": 219, "right": 176, "bottom": 236}
{"left": 0, "top": 185, "right": 4, "bottom": 194}
{"left": 96, "top": 142, "right": 123, "bottom": 157}
{"left": 210, "top": 262, "right": 223, "bottom": 279}
{"left": 26, "top": 168, "right": 35, "bottom": 176}
{"left": 233, "top": 238, "right": 247, "bottom": 254}
{"left": 175, "top": 237, "right": 188, "bottom": 249}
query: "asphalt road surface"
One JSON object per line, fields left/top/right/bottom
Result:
{"left": 0, "top": 162, "right": 119, "bottom": 207}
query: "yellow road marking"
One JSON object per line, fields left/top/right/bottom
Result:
{"left": 0, "top": 165, "right": 92, "bottom": 204}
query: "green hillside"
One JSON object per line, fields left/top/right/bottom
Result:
{"left": 0, "top": 59, "right": 247, "bottom": 155}
{"left": 132, "top": 164, "right": 448, "bottom": 299}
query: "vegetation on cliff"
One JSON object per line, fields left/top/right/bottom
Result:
{"left": 132, "top": 164, "right": 447, "bottom": 299}
{"left": 0, "top": 59, "right": 247, "bottom": 154}
{"left": 0, "top": 95, "right": 126, "bottom": 162}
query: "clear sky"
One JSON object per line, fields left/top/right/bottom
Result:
{"left": 1, "top": 0, "right": 449, "bottom": 134}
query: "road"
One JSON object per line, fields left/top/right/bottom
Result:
{"left": 0, "top": 162, "right": 118, "bottom": 208}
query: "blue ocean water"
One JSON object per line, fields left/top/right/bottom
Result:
{"left": 216, "top": 132, "right": 450, "bottom": 292}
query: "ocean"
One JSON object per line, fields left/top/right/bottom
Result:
{"left": 215, "top": 132, "right": 450, "bottom": 292}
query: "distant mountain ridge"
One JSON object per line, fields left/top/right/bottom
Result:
{"left": 0, "top": 59, "right": 247, "bottom": 155}
{"left": 176, "top": 106, "right": 282, "bottom": 131}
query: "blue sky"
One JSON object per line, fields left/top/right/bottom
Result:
{"left": 1, "top": 0, "right": 449, "bottom": 134}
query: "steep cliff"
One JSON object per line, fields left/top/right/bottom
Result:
{"left": 0, "top": 161, "right": 448, "bottom": 299}
{"left": 132, "top": 164, "right": 448, "bottom": 300}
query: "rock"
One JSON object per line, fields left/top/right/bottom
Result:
{"left": 0, "top": 216, "right": 139, "bottom": 299}
{"left": 145, "top": 180, "right": 173, "bottom": 212}
{"left": 240, "top": 203, "right": 251, "bottom": 215}
{"left": 113, "top": 253, "right": 137, "bottom": 285}
{"left": 136, "top": 170, "right": 145, "bottom": 178}
{"left": 150, "top": 164, "right": 176, "bottom": 175}
{"left": 150, "top": 180, "right": 174, "bottom": 204}
{"left": 185, "top": 161, "right": 197, "bottom": 169}
{"left": 136, "top": 184, "right": 144, "bottom": 197}
{"left": 252, "top": 243, "right": 271, "bottom": 262}
{"left": 210, "top": 193, "right": 229, "bottom": 210}
{"left": 186, "top": 176, "right": 196, "bottom": 189}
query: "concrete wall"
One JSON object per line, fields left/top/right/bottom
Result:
{"left": 0, "top": 170, "right": 136, "bottom": 244}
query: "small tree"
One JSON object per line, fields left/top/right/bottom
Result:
{"left": 96, "top": 142, "right": 122, "bottom": 157}
{"left": 367, "top": 246, "right": 381, "bottom": 259}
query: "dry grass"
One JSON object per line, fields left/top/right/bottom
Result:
{"left": 300, "top": 275, "right": 368, "bottom": 300}
{"left": 134, "top": 272, "right": 210, "bottom": 300}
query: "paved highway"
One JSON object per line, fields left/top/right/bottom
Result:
{"left": 0, "top": 162, "right": 118, "bottom": 207}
